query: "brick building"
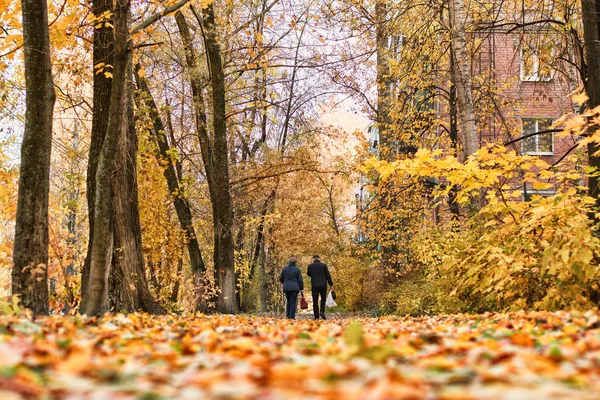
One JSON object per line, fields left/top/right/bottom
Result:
{"left": 471, "top": 28, "right": 578, "bottom": 160}
{"left": 469, "top": 27, "right": 581, "bottom": 199}
{"left": 357, "top": 24, "right": 581, "bottom": 207}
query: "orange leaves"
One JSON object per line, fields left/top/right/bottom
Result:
{"left": 509, "top": 332, "right": 535, "bottom": 347}
{"left": 56, "top": 343, "right": 93, "bottom": 374}
{"left": 0, "top": 312, "right": 597, "bottom": 398}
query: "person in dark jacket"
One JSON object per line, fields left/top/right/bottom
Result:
{"left": 307, "top": 255, "right": 333, "bottom": 320}
{"left": 279, "top": 256, "right": 304, "bottom": 319}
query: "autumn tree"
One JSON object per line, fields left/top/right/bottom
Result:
{"left": 134, "top": 64, "right": 207, "bottom": 311}
{"left": 174, "top": 6, "right": 237, "bottom": 313}
{"left": 12, "top": 0, "right": 56, "bottom": 315}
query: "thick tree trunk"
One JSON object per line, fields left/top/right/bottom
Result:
{"left": 449, "top": 0, "right": 478, "bottom": 159}
{"left": 12, "top": 0, "right": 55, "bottom": 315}
{"left": 82, "top": 0, "right": 114, "bottom": 300}
{"left": 581, "top": 0, "right": 600, "bottom": 218}
{"left": 82, "top": 0, "right": 162, "bottom": 315}
{"left": 134, "top": 65, "right": 206, "bottom": 294}
{"left": 80, "top": 0, "right": 130, "bottom": 316}
{"left": 109, "top": 61, "right": 165, "bottom": 314}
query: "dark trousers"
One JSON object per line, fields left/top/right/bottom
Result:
{"left": 285, "top": 291, "right": 299, "bottom": 319}
{"left": 312, "top": 287, "right": 327, "bottom": 319}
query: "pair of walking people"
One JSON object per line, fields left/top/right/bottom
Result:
{"left": 279, "top": 255, "right": 334, "bottom": 320}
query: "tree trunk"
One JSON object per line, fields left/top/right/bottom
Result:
{"left": 134, "top": 64, "right": 207, "bottom": 303}
{"left": 175, "top": 11, "right": 217, "bottom": 312}
{"left": 12, "top": 0, "right": 55, "bottom": 315}
{"left": 81, "top": 0, "right": 163, "bottom": 315}
{"left": 82, "top": 0, "right": 114, "bottom": 300}
{"left": 375, "top": 0, "right": 393, "bottom": 160}
{"left": 581, "top": 0, "right": 600, "bottom": 219}
{"left": 176, "top": 8, "right": 238, "bottom": 313}
{"left": 448, "top": 52, "right": 461, "bottom": 220}
{"left": 170, "top": 256, "right": 183, "bottom": 303}
{"left": 109, "top": 60, "right": 165, "bottom": 314}
{"left": 248, "top": 190, "right": 275, "bottom": 312}
{"left": 200, "top": 4, "right": 238, "bottom": 314}
{"left": 257, "top": 231, "right": 268, "bottom": 313}
{"left": 80, "top": 0, "right": 130, "bottom": 316}
{"left": 448, "top": 0, "right": 478, "bottom": 159}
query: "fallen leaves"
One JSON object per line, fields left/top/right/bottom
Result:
{"left": 0, "top": 310, "right": 599, "bottom": 399}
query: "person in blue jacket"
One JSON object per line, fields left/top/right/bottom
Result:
{"left": 279, "top": 256, "right": 304, "bottom": 319}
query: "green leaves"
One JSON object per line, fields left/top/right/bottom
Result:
{"left": 344, "top": 321, "right": 364, "bottom": 349}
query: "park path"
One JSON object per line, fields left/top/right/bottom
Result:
{"left": 0, "top": 310, "right": 599, "bottom": 399}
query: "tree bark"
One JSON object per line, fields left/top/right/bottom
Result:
{"left": 175, "top": 11, "right": 217, "bottom": 311}
{"left": 80, "top": 0, "right": 130, "bottom": 316}
{"left": 581, "top": 0, "right": 600, "bottom": 219}
{"left": 448, "top": 51, "right": 461, "bottom": 220}
{"left": 81, "top": 0, "right": 163, "bottom": 315}
{"left": 12, "top": 0, "right": 55, "bottom": 315}
{"left": 109, "top": 60, "right": 165, "bottom": 314}
{"left": 171, "top": 257, "right": 183, "bottom": 303}
{"left": 375, "top": 0, "right": 393, "bottom": 160}
{"left": 448, "top": 0, "right": 478, "bottom": 159}
{"left": 199, "top": 4, "right": 238, "bottom": 314}
{"left": 176, "top": 8, "right": 238, "bottom": 313}
{"left": 82, "top": 0, "right": 114, "bottom": 302}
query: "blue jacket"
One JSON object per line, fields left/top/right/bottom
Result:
{"left": 280, "top": 263, "right": 304, "bottom": 292}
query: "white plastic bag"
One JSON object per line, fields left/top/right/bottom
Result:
{"left": 326, "top": 290, "right": 337, "bottom": 308}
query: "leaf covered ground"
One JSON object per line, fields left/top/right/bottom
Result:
{"left": 1, "top": 311, "right": 600, "bottom": 399}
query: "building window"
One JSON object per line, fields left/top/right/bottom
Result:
{"left": 520, "top": 43, "right": 553, "bottom": 81}
{"left": 521, "top": 118, "right": 554, "bottom": 155}
{"left": 522, "top": 188, "right": 555, "bottom": 202}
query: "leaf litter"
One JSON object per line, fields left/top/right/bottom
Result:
{"left": 0, "top": 310, "right": 599, "bottom": 399}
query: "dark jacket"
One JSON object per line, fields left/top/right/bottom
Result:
{"left": 280, "top": 263, "right": 304, "bottom": 292}
{"left": 307, "top": 260, "right": 333, "bottom": 289}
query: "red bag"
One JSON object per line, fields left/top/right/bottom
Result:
{"left": 300, "top": 293, "right": 308, "bottom": 309}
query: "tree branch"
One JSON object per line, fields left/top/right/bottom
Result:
{"left": 503, "top": 129, "right": 562, "bottom": 147}
{"left": 552, "top": 143, "right": 578, "bottom": 166}
{"left": 131, "top": 0, "right": 190, "bottom": 35}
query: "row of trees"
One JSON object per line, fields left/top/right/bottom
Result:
{"left": 4, "top": 0, "right": 358, "bottom": 315}
{"left": 6, "top": 0, "right": 600, "bottom": 315}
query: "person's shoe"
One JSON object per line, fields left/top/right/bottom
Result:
{"left": 314, "top": 315, "right": 319, "bottom": 320}
{"left": 320, "top": 314, "right": 327, "bottom": 320}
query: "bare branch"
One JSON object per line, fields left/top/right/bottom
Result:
{"left": 131, "top": 0, "right": 190, "bottom": 35}
{"left": 503, "top": 129, "right": 562, "bottom": 147}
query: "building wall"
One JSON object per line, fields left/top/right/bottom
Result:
{"left": 473, "top": 30, "right": 579, "bottom": 166}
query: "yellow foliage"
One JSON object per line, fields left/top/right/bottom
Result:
{"left": 361, "top": 112, "right": 600, "bottom": 311}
